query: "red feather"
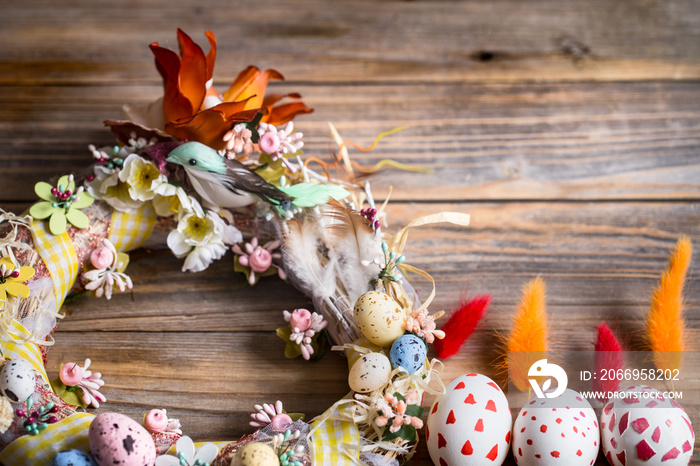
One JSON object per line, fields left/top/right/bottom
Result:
{"left": 434, "top": 294, "right": 491, "bottom": 359}
{"left": 593, "top": 321, "right": 624, "bottom": 398}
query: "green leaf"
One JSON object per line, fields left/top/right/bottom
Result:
{"left": 404, "top": 404, "right": 424, "bottom": 418}
{"left": 66, "top": 207, "right": 89, "bottom": 229}
{"left": 70, "top": 191, "right": 94, "bottom": 209}
{"left": 115, "top": 252, "right": 130, "bottom": 273}
{"left": 280, "top": 182, "right": 350, "bottom": 208}
{"left": 393, "top": 392, "right": 406, "bottom": 402}
{"left": 284, "top": 341, "right": 302, "bottom": 359}
{"left": 57, "top": 175, "right": 74, "bottom": 192}
{"left": 49, "top": 210, "right": 67, "bottom": 235}
{"left": 50, "top": 377, "right": 87, "bottom": 408}
{"left": 29, "top": 202, "right": 56, "bottom": 220}
{"left": 382, "top": 423, "right": 417, "bottom": 443}
{"left": 276, "top": 326, "right": 292, "bottom": 342}
{"left": 34, "top": 182, "right": 55, "bottom": 202}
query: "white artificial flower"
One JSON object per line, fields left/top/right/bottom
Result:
{"left": 167, "top": 210, "right": 242, "bottom": 273}
{"left": 86, "top": 165, "right": 142, "bottom": 212}
{"left": 118, "top": 154, "right": 169, "bottom": 202}
{"left": 152, "top": 186, "right": 194, "bottom": 218}
{"left": 155, "top": 436, "right": 218, "bottom": 466}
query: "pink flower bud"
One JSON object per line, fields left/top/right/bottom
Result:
{"left": 90, "top": 247, "right": 114, "bottom": 270}
{"left": 269, "top": 413, "right": 293, "bottom": 431}
{"left": 290, "top": 309, "right": 312, "bottom": 332}
{"left": 248, "top": 247, "right": 272, "bottom": 273}
{"left": 144, "top": 409, "right": 169, "bottom": 433}
{"left": 258, "top": 132, "right": 281, "bottom": 155}
{"left": 59, "top": 363, "right": 83, "bottom": 387}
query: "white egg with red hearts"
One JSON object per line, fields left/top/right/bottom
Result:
{"left": 600, "top": 385, "right": 694, "bottom": 466}
{"left": 512, "top": 388, "right": 599, "bottom": 465}
{"left": 427, "top": 373, "right": 512, "bottom": 466}
{"left": 348, "top": 352, "right": 392, "bottom": 393}
{"left": 0, "top": 358, "right": 36, "bottom": 403}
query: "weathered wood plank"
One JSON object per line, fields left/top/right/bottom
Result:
{"left": 1, "top": 81, "right": 699, "bottom": 202}
{"left": 1, "top": 0, "right": 700, "bottom": 84}
{"left": 40, "top": 201, "right": 699, "bottom": 338}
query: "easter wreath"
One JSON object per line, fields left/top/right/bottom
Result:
{"left": 0, "top": 29, "right": 695, "bottom": 466}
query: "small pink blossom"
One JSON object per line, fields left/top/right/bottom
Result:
{"left": 232, "top": 237, "right": 285, "bottom": 285}
{"left": 61, "top": 359, "right": 106, "bottom": 408}
{"left": 283, "top": 309, "right": 327, "bottom": 360}
{"left": 219, "top": 123, "right": 254, "bottom": 159}
{"left": 257, "top": 122, "right": 303, "bottom": 172}
{"left": 289, "top": 308, "right": 312, "bottom": 332}
{"left": 249, "top": 400, "right": 292, "bottom": 431}
{"left": 405, "top": 309, "right": 445, "bottom": 344}
{"left": 373, "top": 390, "right": 423, "bottom": 434}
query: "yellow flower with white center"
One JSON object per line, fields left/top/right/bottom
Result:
{"left": 118, "top": 154, "right": 168, "bottom": 202}
{"left": 167, "top": 209, "right": 242, "bottom": 273}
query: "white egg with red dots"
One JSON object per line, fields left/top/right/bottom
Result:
{"left": 427, "top": 373, "right": 512, "bottom": 466}
{"left": 600, "top": 385, "right": 694, "bottom": 466}
{"left": 0, "top": 358, "right": 36, "bottom": 403}
{"left": 512, "top": 388, "right": 599, "bottom": 465}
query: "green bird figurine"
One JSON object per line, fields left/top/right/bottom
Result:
{"left": 167, "top": 142, "right": 292, "bottom": 209}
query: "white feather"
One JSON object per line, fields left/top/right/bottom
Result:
{"left": 282, "top": 218, "right": 337, "bottom": 300}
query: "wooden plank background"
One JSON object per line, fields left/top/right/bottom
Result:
{"left": 1, "top": 0, "right": 698, "bottom": 464}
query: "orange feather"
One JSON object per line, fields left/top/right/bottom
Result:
{"left": 646, "top": 236, "right": 692, "bottom": 372}
{"left": 504, "top": 276, "right": 549, "bottom": 391}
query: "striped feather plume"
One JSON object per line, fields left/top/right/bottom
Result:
{"left": 593, "top": 321, "right": 624, "bottom": 399}
{"left": 502, "top": 276, "right": 549, "bottom": 391}
{"left": 646, "top": 236, "right": 692, "bottom": 372}
{"left": 434, "top": 294, "right": 491, "bottom": 359}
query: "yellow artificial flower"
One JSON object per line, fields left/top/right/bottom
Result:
{"left": 0, "top": 257, "right": 35, "bottom": 303}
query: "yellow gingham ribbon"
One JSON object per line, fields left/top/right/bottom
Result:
{"left": 108, "top": 202, "right": 156, "bottom": 252}
{"left": 30, "top": 220, "right": 79, "bottom": 310}
{"left": 0, "top": 320, "right": 50, "bottom": 384}
{"left": 310, "top": 402, "right": 361, "bottom": 465}
{"left": 0, "top": 412, "right": 94, "bottom": 466}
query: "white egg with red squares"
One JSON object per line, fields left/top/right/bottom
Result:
{"left": 427, "top": 373, "right": 512, "bottom": 465}
{"left": 600, "top": 385, "right": 694, "bottom": 466}
{"left": 512, "top": 388, "right": 599, "bottom": 465}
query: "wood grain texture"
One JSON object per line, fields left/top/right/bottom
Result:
{"left": 1, "top": 81, "right": 700, "bottom": 201}
{"left": 2, "top": 0, "right": 700, "bottom": 84}
{"left": 1, "top": 0, "right": 699, "bottom": 464}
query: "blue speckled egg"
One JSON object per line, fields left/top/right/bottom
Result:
{"left": 52, "top": 449, "right": 98, "bottom": 466}
{"left": 390, "top": 334, "right": 427, "bottom": 373}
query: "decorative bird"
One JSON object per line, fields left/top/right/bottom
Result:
{"left": 167, "top": 141, "right": 292, "bottom": 209}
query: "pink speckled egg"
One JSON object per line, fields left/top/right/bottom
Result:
{"left": 427, "top": 373, "right": 512, "bottom": 465}
{"left": 89, "top": 412, "right": 156, "bottom": 466}
{"left": 512, "top": 388, "right": 599, "bottom": 465}
{"left": 600, "top": 385, "right": 694, "bottom": 466}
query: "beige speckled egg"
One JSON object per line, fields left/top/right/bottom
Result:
{"left": 348, "top": 352, "right": 392, "bottom": 393}
{"left": 353, "top": 291, "right": 406, "bottom": 347}
{"left": 231, "top": 442, "right": 278, "bottom": 466}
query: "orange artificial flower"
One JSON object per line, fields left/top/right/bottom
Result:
{"left": 149, "top": 29, "right": 312, "bottom": 149}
